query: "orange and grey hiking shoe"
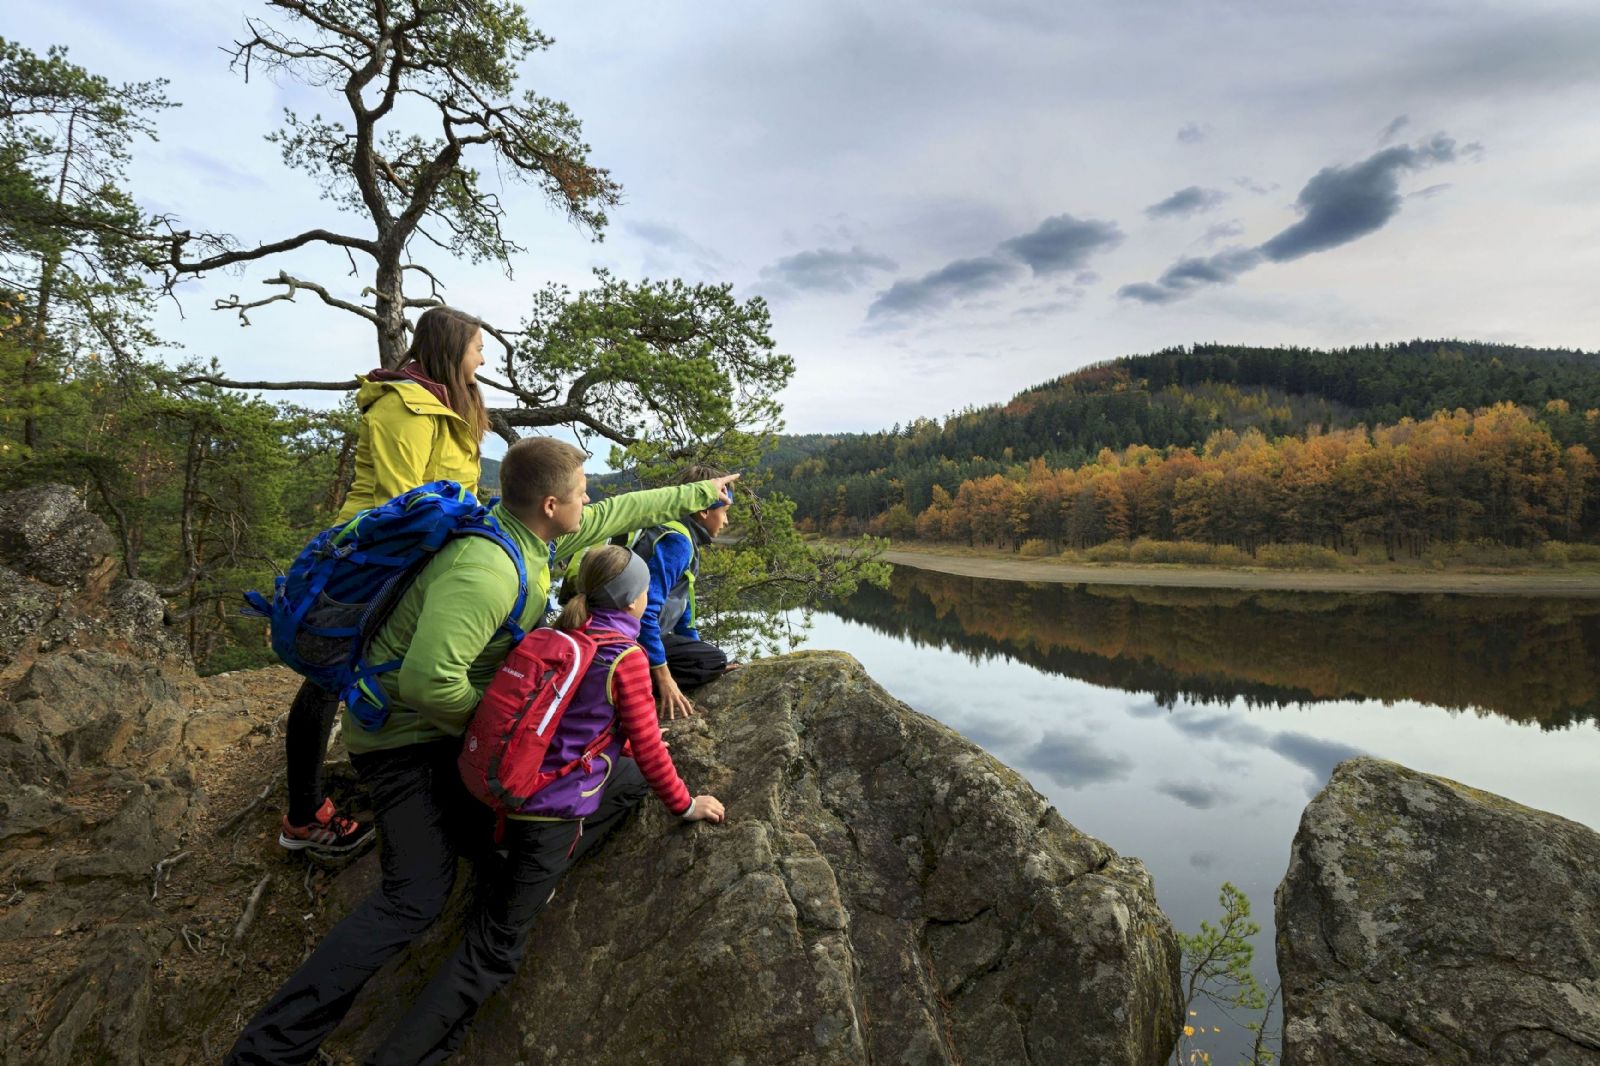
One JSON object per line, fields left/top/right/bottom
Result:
{"left": 278, "top": 798, "right": 374, "bottom": 856}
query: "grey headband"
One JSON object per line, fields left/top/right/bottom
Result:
{"left": 587, "top": 552, "right": 650, "bottom": 610}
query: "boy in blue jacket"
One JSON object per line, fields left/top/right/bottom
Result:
{"left": 636, "top": 464, "right": 735, "bottom": 719}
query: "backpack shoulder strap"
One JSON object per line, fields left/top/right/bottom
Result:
{"left": 604, "top": 644, "right": 643, "bottom": 707}
{"left": 458, "top": 514, "right": 529, "bottom": 642}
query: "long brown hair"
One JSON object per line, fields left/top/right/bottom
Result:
{"left": 404, "top": 306, "right": 489, "bottom": 440}
{"left": 556, "top": 544, "right": 633, "bottom": 631}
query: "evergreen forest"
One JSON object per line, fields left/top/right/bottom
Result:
{"left": 766, "top": 341, "right": 1600, "bottom": 559}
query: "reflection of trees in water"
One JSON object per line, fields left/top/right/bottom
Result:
{"left": 830, "top": 568, "right": 1600, "bottom": 730}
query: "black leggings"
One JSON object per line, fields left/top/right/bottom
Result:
{"left": 227, "top": 740, "right": 497, "bottom": 1065}
{"left": 365, "top": 759, "right": 651, "bottom": 1066}
{"left": 285, "top": 678, "right": 342, "bottom": 825}
{"left": 662, "top": 633, "right": 728, "bottom": 690}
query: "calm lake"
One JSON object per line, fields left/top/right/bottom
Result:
{"left": 796, "top": 564, "right": 1600, "bottom": 1060}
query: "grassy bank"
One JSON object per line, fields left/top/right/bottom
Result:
{"left": 825, "top": 539, "right": 1600, "bottom": 596}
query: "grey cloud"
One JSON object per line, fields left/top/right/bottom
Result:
{"left": 868, "top": 211, "right": 1119, "bottom": 324}
{"left": 1189, "top": 850, "right": 1219, "bottom": 870}
{"left": 1116, "top": 282, "right": 1180, "bottom": 305}
{"left": 172, "top": 148, "right": 267, "bottom": 191}
{"left": 1118, "top": 247, "right": 1263, "bottom": 304}
{"left": 1122, "top": 133, "right": 1465, "bottom": 304}
{"left": 1200, "top": 219, "right": 1247, "bottom": 246}
{"left": 626, "top": 220, "right": 723, "bottom": 263}
{"left": 997, "top": 214, "right": 1124, "bottom": 275}
{"left": 759, "top": 245, "right": 898, "bottom": 295}
{"left": 1157, "top": 780, "right": 1233, "bottom": 810}
{"left": 1177, "top": 122, "right": 1209, "bottom": 144}
{"left": 1017, "top": 729, "right": 1133, "bottom": 790}
{"left": 1233, "top": 176, "right": 1276, "bottom": 196}
{"left": 1409, "top": 182, "right": 1452, "bottom": 200}
{"left": 1145, "top": 186, "right": 1228, "bottom": 219}
{"left": 867, "top": 256, "right": 1021, "bottom": 319}
{"left": 1014, "top": 300, "right": 1074, "bottom": 319}
{"left": 1379, "top": 114, "right": 1410, "bottom": 144}
{"left": 1259, "top": 133, "right": 1460, "bottom": 262}
{"left": 1385, "top": 12, "right": 1600, "bottom": 99}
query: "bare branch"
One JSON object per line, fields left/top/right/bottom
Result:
{"left": 213, "top": 270, "right": 383, "bottom": 328}
{"left": 402, "top": 261, "right": 446, "bottom": 300}
{"left": 231, "top": 874, "right": 272, "bottom": 949}
{"left": 151, "top": 851, "right": 191, "bottom": 900}
{"left": 158, "top": 226, "right": 377, "bottom": 278}
{"left": 177, "top": 374, "right": 360, "bottom": 392}
{"left": 494, "top": 403, "right": 638, "bottom": 446}
{"left": 476, "top": 373, "right": 556, "bottom": 408}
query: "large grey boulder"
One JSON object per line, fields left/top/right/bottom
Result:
{"left": 1276, "top": 757, "right": 1600, "bottom": 1065}
{"left": 329, "top": 650, "right": 1183, "bottom": 1066}
{"left": 0, "top": 485, "right": 184, "bottom": 666}
{"left": 0, "top": 483, "right": 117, "bottom": 589}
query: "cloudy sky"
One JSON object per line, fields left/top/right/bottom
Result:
{"left": 11, "top": 0, "right": 1600, "bottom": 451}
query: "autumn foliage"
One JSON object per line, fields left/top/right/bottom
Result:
{"left": 844, "top": 404, "right": 1595, "bottom": 558}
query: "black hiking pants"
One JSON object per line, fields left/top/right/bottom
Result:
{"left": 227, "top": 739, "right": 494, "bottom": 1065}
{"left": 284, "top": 679, "right": 341, "bottom": 825}
{"left": 663, "top": 632, "right": 728, "bottom": 690}
{"left": 365, "top": 758, "right": 651, "bottom": 1066}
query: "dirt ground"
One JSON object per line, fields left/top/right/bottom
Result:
{"left": 137, "top": 666, "right": 378, "bottom": 1064}
{"left": 877, "top": 547, "right": 1600, "bottom": 597}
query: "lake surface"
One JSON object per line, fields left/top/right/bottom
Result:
{"left": 795, "top": 565, "right": 1600, "bottom": 1060}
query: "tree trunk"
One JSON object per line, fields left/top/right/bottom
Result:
{"left": 25, "top": 109, "right": 79, "bottom": 449}
{"left": 372, "top": 251, "right": 407, "bottom": 369}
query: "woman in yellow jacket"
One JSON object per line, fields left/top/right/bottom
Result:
{"left": 279, "top": 305, "right": 491, "bottom": 854}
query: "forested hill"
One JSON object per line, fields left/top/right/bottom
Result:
{"left": 767, "top": 340, "right": 1600, "bottom": 525}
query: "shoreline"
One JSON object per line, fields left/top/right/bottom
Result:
{"left": 870, "top": 545, "right": 1600, "bottom": 597}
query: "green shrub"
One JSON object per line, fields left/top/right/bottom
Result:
{"left": 1018, "top": 538, "right": 1052, "bottom": 558}
{"left": 1564, "top": 542, "right": 1600, "bottom": 562}
{"left": 1084, "top": 541, "right": 1130, "bottom": 562}
{"left": 1256, "top": 543, "right": 1349, "bottom": 570}
{"left": 1129, "top": 538, "right": 1217, "bottom": 565}
{"left": 1209, "top": 545, "right": 1253, "bottom": 566}
{"left": 1540, "top": 542, "right": 1572, "bottom": 566}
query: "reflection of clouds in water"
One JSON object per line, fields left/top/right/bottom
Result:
{"left": 950, "top": 717, "right": 1033, "bottom": 755}
{"left": 1165, "top": 707, "right": 1365, "bottom": 793}
{"left": 1127, "top": 701, "right": 1169, "bottom": 719}
{"left": 1158, "top": 780, "right": 1234, "bottom": 810}
{"left": 1017, "top": 728, "right": 1134, "bottom": 790}
{"left": 1269, "top": 732, "right": 1365, "bottom": 791}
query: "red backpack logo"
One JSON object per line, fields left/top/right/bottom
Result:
{"left": 459, "top": 628, "right": 630, "bottom": 816}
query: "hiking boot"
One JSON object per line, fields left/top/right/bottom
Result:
{"left": 278, "top": 798, "right": 373, "bottom": 856}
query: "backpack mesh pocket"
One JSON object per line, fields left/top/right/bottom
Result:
{"left": 292, "top": 593, "right": 365, "bottom": 669}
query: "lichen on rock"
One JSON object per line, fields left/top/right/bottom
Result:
{"left": 1276, "top": 757, "right": 1600, "bottom": 1065}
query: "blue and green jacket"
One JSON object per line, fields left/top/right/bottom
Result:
{"left": 637, "top": 517, "right": 711, "bottom": 666}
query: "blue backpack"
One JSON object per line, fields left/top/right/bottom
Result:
{"left": 244, "top": 480, "right": 529, "bottom": 730}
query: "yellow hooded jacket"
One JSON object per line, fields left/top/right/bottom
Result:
{"left": 334, "top": 378, "right": 481, "bottom": 524}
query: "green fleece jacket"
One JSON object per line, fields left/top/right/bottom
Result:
{"left": 343, "top": 480, "right": 722, "bottom": 753}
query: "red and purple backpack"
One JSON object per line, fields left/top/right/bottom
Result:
{"left": 459, "top": 624, "right": 635, "bottom": 828}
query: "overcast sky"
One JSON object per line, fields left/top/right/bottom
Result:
{"left": 11, "top": 0, "right": 1600, "bottom": 453}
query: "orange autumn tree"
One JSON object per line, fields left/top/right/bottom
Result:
{"left": 878, "top": 404, "right": 1596, "bottom": 555}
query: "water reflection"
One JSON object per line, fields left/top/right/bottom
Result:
{"left": 832, "top": 567, "right": 1600, "bottom": 729}
{"left": 800, "top": 565, "right": 1600, "bottom": 1062}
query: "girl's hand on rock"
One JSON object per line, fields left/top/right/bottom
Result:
{"left": 683, "top": 794, "right": 725, "bottom": 824}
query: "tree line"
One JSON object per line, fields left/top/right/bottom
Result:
{"left": 802, "top": 403, "right": 1597, "bottom": 558}
{"left": 769, "top": 341, "right": 1600, "bottom": 553}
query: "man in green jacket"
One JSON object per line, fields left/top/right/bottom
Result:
{"left": 228, "top": 436, "right": 738, "bottom": 1065}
